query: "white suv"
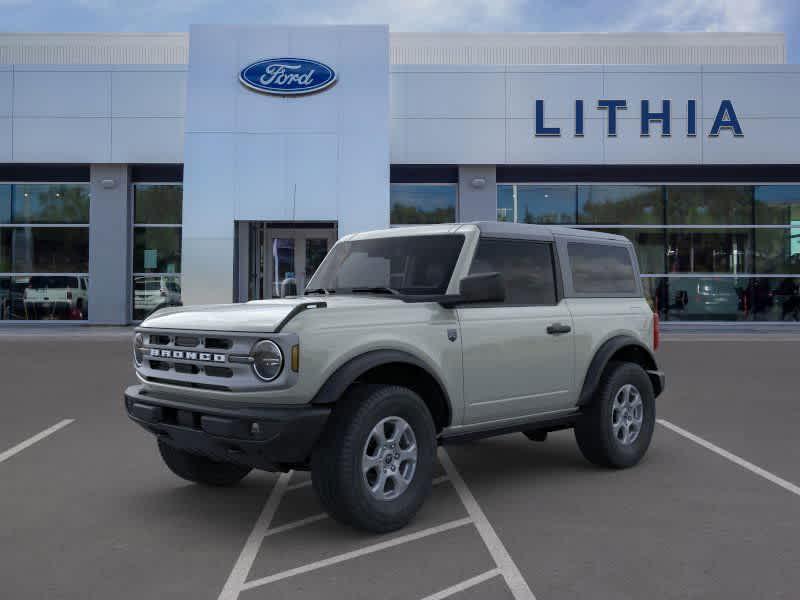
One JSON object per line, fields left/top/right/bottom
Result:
{"left": 125, "top": 222, "right": 664, "bottom": 532}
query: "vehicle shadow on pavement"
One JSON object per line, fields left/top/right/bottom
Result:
{"left": 119, "top": 471, "right": 280, "bottom": 533}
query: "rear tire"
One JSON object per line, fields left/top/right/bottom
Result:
{"left": 157, "top": 440, "right": 252, "bottom": 486}
{"left": 311, "top": 384, "right": 436, "bottom": 533}
{"left": 574, "top": 361, "right": 655, "bottom": 469}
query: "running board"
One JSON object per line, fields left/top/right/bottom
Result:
{"left": 439, "top": 411, "right": 579, "bottom": 445}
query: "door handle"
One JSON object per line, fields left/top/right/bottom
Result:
{"left": 546, "top": 323, "right": 572, "bottom": 335}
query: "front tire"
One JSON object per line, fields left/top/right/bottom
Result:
{"left": 311, "top": 384, "right": 436, "bottom": 533}
{"left": 574, "top": 361, "right": 655, "bottom": 469}
{"left": 157, "top": 440, "right": 252, "bottom": 486}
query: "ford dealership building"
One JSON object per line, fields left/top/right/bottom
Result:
{"left": 0, "top": 27, "right": 799, "bottom": 325}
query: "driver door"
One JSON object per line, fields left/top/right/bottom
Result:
{"left": 458, "top": 237, "right": 575, "bottom": 425}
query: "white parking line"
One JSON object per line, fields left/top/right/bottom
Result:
{"left": 286, "top": 480, "right": 312, "bottom": 492}
{"left": 658, "top": 419, "right": 800, "bottom": 498}
{"left": 0, "top": 419, "right": 74, "bottom": 464}
{"left": 240, "top": 517, "right": 473, "bottom": 591}
{"left": 217, "top": 472, "right": 291, "bottom": 600}
{"left": 263, "top": 513, "right": 328, "bottom": 537}
{"left": 419, "top": 568, "right": 501, "bottom": 600}
{"left": 438, "top": 448, "right": 537, "bottom": 600}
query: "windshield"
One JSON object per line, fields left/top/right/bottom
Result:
{"left": 307, "top": 234, "right": 465, "bottom": 296}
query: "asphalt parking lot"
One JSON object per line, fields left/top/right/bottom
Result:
{"left": 2, "top": 329, "right": 800, "bottom": 599}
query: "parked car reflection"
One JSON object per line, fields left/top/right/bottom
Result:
{"left": 22, "top": 275, "right": 88, "bottom": 320}
{"left": 133, "top": 275, "right": 182, "bottom": 320}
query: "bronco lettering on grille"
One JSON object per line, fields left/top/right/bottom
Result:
{"left": 149, "top": 348, "right": 226, "bottom": 363}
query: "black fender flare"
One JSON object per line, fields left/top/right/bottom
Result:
{"left": 310, "top": 349, "right": 453, "bottom": 424}
{"left": 577, "top": 335, "right": 663, "bottom": 406}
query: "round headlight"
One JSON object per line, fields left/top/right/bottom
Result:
{"left": 133, "top": 333, "right": 144, "bottom": 367}
{"left": 251, "top": 340, "right": 284, "bottom": 382}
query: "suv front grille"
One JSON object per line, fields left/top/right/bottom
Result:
{"left": 138, "top": 331, "right": 252, "bottom": 391}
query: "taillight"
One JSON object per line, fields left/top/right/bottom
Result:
{"left": 653, "top": 312, "right": 660, "bottom": 351}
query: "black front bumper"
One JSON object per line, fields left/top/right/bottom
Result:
{"left": 124, "top": 385, "right": 330, "bottom": 471}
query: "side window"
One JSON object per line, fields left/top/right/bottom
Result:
{"left": 567, "top": 242, "right": 637, "bottom": 295}
{"left": 468, "top": 238, "right": 557, "bottom": 305}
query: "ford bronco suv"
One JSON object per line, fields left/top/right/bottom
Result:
{"left": 125, "top": 222, "right": 664, "bottom": 533}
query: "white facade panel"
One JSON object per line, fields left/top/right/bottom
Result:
{"left": 403, "top": 118, "right": 504, "bottom": 164}
{"left": 402, "top": 71, "right": 505, "bottom": 118}
{"left": 702, "top": 118, "right": 799, "bottom": 164}
{"left": 111, "top": 70, "right": 185, "bottom": 117}
{"left": 286, "top": 133, "right": 339, "bottom": 221}
{"left": 183, "top": 27, "right": 238, "bottom": 134}
{"left": 13, "top": 117, "right": 111, "bottom": 162}
{"left": 507, "top": 117, "right": 605, "bottom": 164}
{"left": 182, "top": 24, "right": 389, "bottom": 305}
{"left": 337, "top": 133, "right": 390, "bottom": 237}
{"left": 0, "top": 69, "right": 11, "bottom": 117}
{"left": 0, "top": 118, "right": 11, "bottom": 160}
{"left": 14, "top": 70, "right": 110, "bottom": 117}
{"left": 606, "top": 118, "right": 702, "bottom": 164}
{"left": 701, "top": 71, "right": 800, "bottom": 118}
{"left": 234, "top": 134, "right": 286, "bottom": 221}
{"left": 111, "top": 117, "right": 184, "bottom": 163}
{"left": 603, "top": 70, "right": 701, "bottom": 119}
{"left": 506, "top": 70, "right": 603, "bottom": 119}
{"left": 182, "top": 132, "right": 236, "bottom": 237}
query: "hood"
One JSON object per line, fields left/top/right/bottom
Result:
{"left": 139, "top": 295, "right": 408, "bottom": 333}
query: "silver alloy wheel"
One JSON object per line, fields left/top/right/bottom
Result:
{"left": 611, "top": 384, "right": 644, "bottom": 446}
{"left": 361, "top": 416, "right": 418, "bottom": 501}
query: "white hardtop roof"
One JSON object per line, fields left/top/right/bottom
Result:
{"left": 342, "top": 222, "right": 629, "bottom": 244}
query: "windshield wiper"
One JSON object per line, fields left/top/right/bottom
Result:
{"left": 305, "top": 288, "right": 334, "bottom": 295}
{"left": 350, "top": 286, "right": 400, "bottom": 296}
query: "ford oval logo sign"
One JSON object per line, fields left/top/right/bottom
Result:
{"left": 239, "top": 58, "right": 337, "bottom": 96}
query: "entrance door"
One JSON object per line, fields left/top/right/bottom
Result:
{"left": 247, "top": 224, "right": 337, "bottom": 300}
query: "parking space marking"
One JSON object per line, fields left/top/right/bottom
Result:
{"left": 438, "top": 448, "right": 536, "bottom": 600}
{"left": 240, "top": 517, "right": 473, "bottom": 591}
{"left": 0, "top": 419, "right": 74, "bottom": 464}
{"left": 286, "top": 480, "right": 312, "bottom": 492}
{"left": 218, "top": 472, "right": 291, "bottom": 600}
{"left": 658, "top": 419, "right": 800, "bottom": 497}
{"left": 419, "top": 568, "right": 501, "bottom": 600}
{"left": 263, "top": 513, "right": 328, "bottom": 537}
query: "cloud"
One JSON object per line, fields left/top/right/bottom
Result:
{"left": 622, "top": 0, "right": 780, "bottom": 32}
{"left": 277, "top": 0, "right": 524, "bottom": 31}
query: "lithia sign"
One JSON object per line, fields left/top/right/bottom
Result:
{"left": 535, "top": 99, "right": 743, "bottom": 138}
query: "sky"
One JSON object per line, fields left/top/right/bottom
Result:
{"left": 0, "top": 0, "right": 797, "bottom": 62}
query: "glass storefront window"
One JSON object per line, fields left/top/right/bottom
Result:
{"left": 755, "top": 185, "right": 800, "bottom": 226}
{"left": 590, "top": 229, "right": 665, "bottom": 274}
{"left": 1, "top": 184, "right": 90, "bottom": 225}
{"left": 390, "top": 184, "right": 457, "bottom": 225}
{"left": 134, "top": 185, "right": 182, "bottom": 225}
{"left": 133, "top": 227, "right": 181, "bottom": 273}
{"left": 578, "top": 185, "right": 662, "bottom": 225}
{"left": 132, "top": 275, "right": 181, "bottom": 321}
{"left": 666, "top": 229, "right": 753, "bottom": 274}
{"left": 1, "top": 183, "right": 89, "bottom": 321}
{"left": 517, "top": 185, "right": 576, "bottom": 224}
{"left": 755, "top": 228, "right": 800, "bottom": 274}
{"left": 1, "top": 228, "right": 90, "bottom": 273}
{"left": 666, "top": 186, "right": 752, "bottom": 225}
{"left": 132, "top": 184, "right": 183, "bottom": 320}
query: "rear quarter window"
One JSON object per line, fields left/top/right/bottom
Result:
{"left": 567, "top": 242, "right": 638, "bottom": 295}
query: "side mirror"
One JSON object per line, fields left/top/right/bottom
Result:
{"left": 458, "top": 272, "right": 505, "bottom": 304}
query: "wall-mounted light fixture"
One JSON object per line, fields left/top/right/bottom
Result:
{"left": 101, "top": 178, "right": 117, "bottom": 189}
{"left": 470, "top": 177, "right": 487, "bottom": 189}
